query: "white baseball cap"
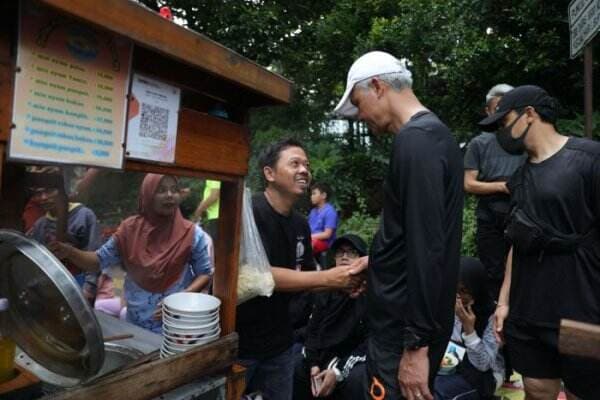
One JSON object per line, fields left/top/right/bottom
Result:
{"left": 333, "top": 51, "right": 412, "bottom": 118}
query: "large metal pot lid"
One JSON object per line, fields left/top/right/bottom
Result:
{"left": 0, "top": 229, "right": 104, "bottom": 383}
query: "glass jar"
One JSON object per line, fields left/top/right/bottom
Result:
{"left": 0, "top": 334, "right": 16, "bottom": 383}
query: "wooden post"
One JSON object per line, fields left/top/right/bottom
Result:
{"left": 212, "top": 178, "right": 243, "bottom": 335}
{"left": 558, "top": 319, "right": 600, "bottom": 360}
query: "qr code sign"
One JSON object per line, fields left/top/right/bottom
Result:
{"left": 140, "top": 103, "right": 168, "bottom": 141}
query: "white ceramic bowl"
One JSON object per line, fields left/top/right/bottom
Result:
{"left": 162, "top": 340, "right": 186, "bottom": 353}
{"left": 163, "top": 304, "right": 219, "bottom": 319}
{"left": 163, "top": 293, "right": 221, "bottom": 314}
{"left": 160, "top": 347, "right": 175, "bottom": 358}
{"left": 162, "top": 311, "right": 218, "bottom": 324}
{"left": 163, "top": 330, "right": 220, "bottom": 347}
{"left": 163, "top": 328, "right": 221, "bottom": 344}
{"left": 163, "top": 325, "right": 220, "bottom": 339}
{"left": 163, "top": 318, "right": 220, "bottom": 332}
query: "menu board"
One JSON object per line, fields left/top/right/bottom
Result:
{"left": 9, "top": 0, "right": 132, "bottom": 168}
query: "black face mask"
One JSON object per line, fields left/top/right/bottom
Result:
{"left": 496, "top": 111, "right": 530, "bottom": 155}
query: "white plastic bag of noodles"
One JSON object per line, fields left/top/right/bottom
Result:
{"left": 236, "top": 187, "right": 275, "bottom": 304}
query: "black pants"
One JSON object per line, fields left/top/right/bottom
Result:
{"left": 365, "top": 338, "right": 447, "bottom": 400}
{"left": 475, "top": 216, "right": 510, "bottom": 300}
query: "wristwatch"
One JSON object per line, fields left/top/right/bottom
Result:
{"left": 332, "top": 367, "right": 343, "bottom": 382}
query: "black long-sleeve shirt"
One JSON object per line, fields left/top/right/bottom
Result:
{"left": 367, "top": 111, "right": 464, "bottom": 352}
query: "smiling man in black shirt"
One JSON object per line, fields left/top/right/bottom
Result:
{"left": 237, "top": 138, "right": 363, "bottom": 400}
{"left": 334, "top": 51, "right": 464, "bottom": 400}
{"left": 481, "top": 85, "right": 600, "bottom": 400}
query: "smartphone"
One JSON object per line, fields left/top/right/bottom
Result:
{"left": 311, "top": 375, "right": 323, "bottom": 396}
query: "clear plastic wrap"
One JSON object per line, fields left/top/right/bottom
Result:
{"left": 237, "top": 187, "right": 275, "bottom": 304}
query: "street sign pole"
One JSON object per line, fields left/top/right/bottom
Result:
{"left": 569, "top": 0, "right": 598, "bottom": 138}
{"left": 584, "top": 45, "right": 593, "bottom": 138}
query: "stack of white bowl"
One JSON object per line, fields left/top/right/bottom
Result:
{"left": 160, "top": 292, "right": 221, "bottom": 358}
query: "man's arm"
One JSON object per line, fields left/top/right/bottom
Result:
{"left": 464, "top": 169, "right": 509, "bottom": 195}
{"left": 271, "top": 266, "right": 360, "bottom": 292}
{"left": 48, "top": 241, "right": 101, "bottom": 272}
{"left": 193, "top": 188, "right": 220, "bottom": 220}
{"left": 494, "top": 246, "right": 513, "bottom": 343}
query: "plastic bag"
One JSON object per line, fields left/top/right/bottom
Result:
{"left": 237, "top": 187, "right": 275, "bottom": 304}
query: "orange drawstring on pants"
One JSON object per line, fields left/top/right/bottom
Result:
{"left": 370, "top": 376, "right": 386, "bottom": 400}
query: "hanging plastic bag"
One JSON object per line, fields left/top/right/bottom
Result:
{"left": 237, "top": 187, "right": 275, "bottom": 304}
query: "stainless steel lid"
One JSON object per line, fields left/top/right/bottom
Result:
{"left": 0, "top": 229, "right": 104, "bottom": 383}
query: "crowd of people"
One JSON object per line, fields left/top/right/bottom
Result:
{"left": 18, "top": 49, "right": 599, "bottom": 400}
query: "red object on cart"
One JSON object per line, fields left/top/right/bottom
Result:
{"left": 159, "top": 6, "right": 173, "bottom": 20}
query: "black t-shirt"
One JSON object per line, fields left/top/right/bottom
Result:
{"left": 464, "top": 132, "right": 526, "bottom": 220}
{"left": 507, "top": 137, "right": 600, "bottom": 328}
{"left": 367, "top": 111, "right": 464, "bottom": 351}
{"left": 236, "top": 192, "right": 315, "bottom": 359}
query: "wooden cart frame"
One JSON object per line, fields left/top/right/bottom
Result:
{"left": 0, "top": 1, "right": 293, "bottom": 398}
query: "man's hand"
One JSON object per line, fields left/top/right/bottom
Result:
{"left": 455, "top": 297, "right": 476, "bottom": 335}
{"left": 325, "top": 265, "right": 363, "bottom": 290}
{"left": 315, "top": 369, "right": 337, "bottom": 397}
{"left": 348, "top": 256, "right": 369, "bottom": 275}
{"left": 498, "top": 181, "right": 510, "bottom": 194}
{"left": 346, "top": 256, "right": 369, "bottom": 298}
{"left": 398, "top": 347, "right": 433, "bottom": 400}
{"left": 494, "top": 304, "right": 509, "bottom": 344}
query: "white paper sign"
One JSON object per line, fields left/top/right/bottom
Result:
{"left": 126, "top": 74, "right": 180, "bottom": 163}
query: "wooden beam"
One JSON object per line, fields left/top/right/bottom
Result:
{"left": 559, "top": 319, "right": 600, "bottom": 361}
{"left": 173, "top": 109, "right": 250, "bottom": 177}
{"left": 38, "top": 0, "right": 293, "bottom": 106}
{"left": 44, "top": 333, "right": 238, "bottom": 400}
{"left": 124, "top": 160, "right": 240, "bottom": 183}
{"left": 124, "top": 109, "right": 250, "bottom": 179}
{"left": 212, "top": 178, "right": 244, "bottom": 335}
{"left": 134, "top": 46, "right": 270, "bottom": 112}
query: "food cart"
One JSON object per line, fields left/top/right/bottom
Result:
{"left": 0, "top": 0, "right": 293, "bottom": 398}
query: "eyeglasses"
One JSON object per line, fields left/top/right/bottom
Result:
{"left": 334, "top": 248, "right": 359, "bottom": 258}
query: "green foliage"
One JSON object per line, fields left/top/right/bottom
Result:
{"left": 337, "top": 196, "right": 380, "bottom": 246}
{"left": 461, "top": 195, "right": 478, "bottom": 257}
{"left": 139, "top": 0, "right": 598, "bottom": 257}
{"left": 556, "top": 112, "right": 600, "bottom": 140}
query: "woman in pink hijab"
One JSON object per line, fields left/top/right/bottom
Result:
{"left": 51, "top": 174, "right": 212, "bottom": 333}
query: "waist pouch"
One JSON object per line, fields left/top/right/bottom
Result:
{"left": 505, "top": 208, "right": 597, "bottom": 259}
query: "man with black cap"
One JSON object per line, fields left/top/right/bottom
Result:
{"left": 480, "top": 85, "right": 600, "bottom": 400}
{"left": 293, "top": 234, "right": 369, "bottom": 400}
{"left": 464, "top": 83, "right": 526, "bottom": 300}
{"left": 334, "top": 51, "right": 464, "bottom": 400}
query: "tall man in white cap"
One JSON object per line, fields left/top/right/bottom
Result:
{"left": 334, "top": 51, "right": 464, "bottom": 400}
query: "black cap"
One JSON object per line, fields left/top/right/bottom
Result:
{"left": 478, "top": 85, "right": 555, "bottom": 129}
{"left": 330, "top": 234, "right": 368, "bottom": 257}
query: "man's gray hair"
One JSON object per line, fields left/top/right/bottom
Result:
{"left": 486, "top": 83, "right": 514, "bottom": 104}
{"left": 355, "top": 71, "right": 413, "bottom": 92}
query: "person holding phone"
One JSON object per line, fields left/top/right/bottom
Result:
{"left": 293, "top": 234, "right": 369, "bottom": 399}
